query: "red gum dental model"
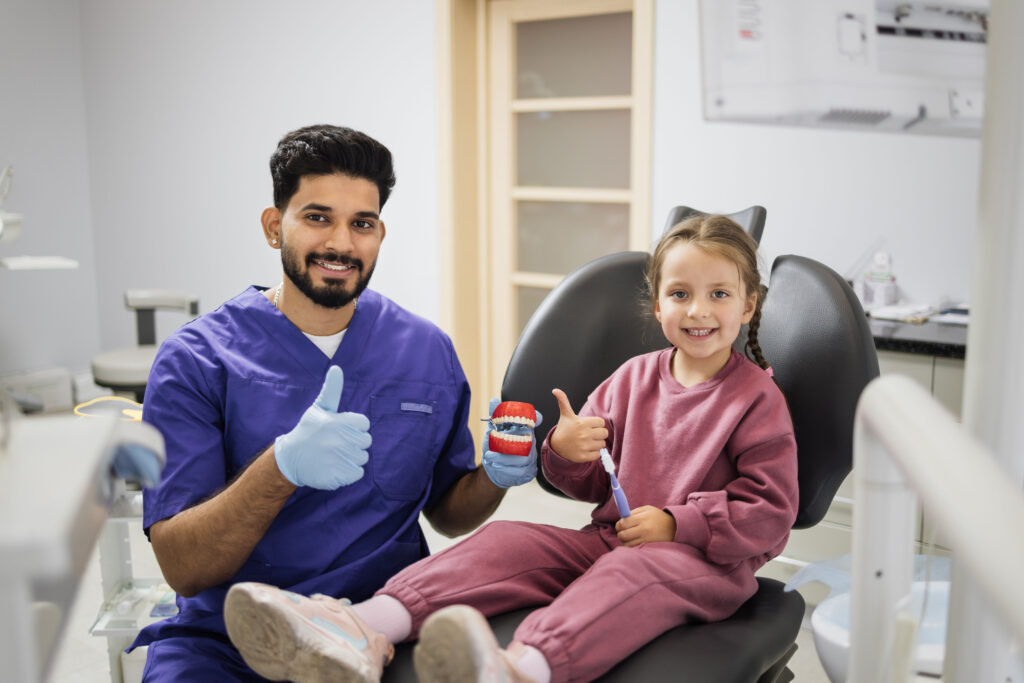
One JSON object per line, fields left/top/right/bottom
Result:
{"left": 488, "top": 401, "right": 537, "bottom": 457}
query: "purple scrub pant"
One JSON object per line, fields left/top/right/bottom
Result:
{"left": 140, "top": 635, "right": 264, "bottom": 682}
{"left": 380, "top": 520, "right": 758, "bottom": 683}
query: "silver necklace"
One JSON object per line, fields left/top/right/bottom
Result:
{"left": 273, "top": 283, "right": 357, "bottom": 311}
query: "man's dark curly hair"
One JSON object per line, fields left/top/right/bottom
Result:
{"left": 270, "top": 124, "right": 396, "bottom": 211}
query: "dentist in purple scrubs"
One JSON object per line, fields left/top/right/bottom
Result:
{"left": 129, "top": 125, "right": 534, "bottom": 681}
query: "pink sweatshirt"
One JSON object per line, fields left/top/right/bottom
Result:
{"left": 542, "top": 348, "right": 799, "bottom": 568}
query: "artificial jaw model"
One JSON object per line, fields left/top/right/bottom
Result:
{"left": 487, "top": 401, "right": 538, "bottom": 456}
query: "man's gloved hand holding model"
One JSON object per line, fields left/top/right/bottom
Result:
{"left": 481, "top": 398, "right": 542, "bottom": 488}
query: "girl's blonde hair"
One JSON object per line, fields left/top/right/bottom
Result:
{"left": 644, "top": 214, "right": 770, "bottom": 370}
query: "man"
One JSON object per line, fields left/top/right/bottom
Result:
{"left": 131, "top": 125, "right": 536, "bottom": 680}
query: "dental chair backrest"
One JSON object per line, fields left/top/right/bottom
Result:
{"left": 756, "top": 254, "right": 880, "bottom": 527}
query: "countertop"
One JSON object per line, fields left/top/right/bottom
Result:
{"left": 868, "top": 317, "right": 967, "bottom": 359}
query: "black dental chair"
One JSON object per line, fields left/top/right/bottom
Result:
{"left": 384, "top": 206, "right": 878, "bottom": 681}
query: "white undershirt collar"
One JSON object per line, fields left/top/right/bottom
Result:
{"left": 302, "top": 328, "right": 346, "bottom": 358}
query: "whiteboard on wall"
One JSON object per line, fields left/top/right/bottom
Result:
{"left": 698, "top": 0, "right": 988, "bottom": 137}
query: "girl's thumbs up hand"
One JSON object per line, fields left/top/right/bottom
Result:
{"left": 549, "top": 388, "right": 608, "bottom": 463}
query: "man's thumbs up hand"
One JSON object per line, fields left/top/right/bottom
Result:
{"left": 274, "top": 366, "right": 372, "bottom": 489}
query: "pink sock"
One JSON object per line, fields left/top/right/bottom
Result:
{"left": 508, "top": 642, "right": 551, "bottom": 683}
{"left": 352, "top": 594, "right": 412, "bottom": 644}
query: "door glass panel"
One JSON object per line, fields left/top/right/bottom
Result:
{"left": 517, "top": 201, "right": 629, "bottom": 275}
{"left": 516, "top": 13, "right": 632, "bottom": 98}
{"left": 517, "top": 110, "right": 630, "bottom": 188}
{"left": 517, "top": 286, "right": 550, "bottom": 337}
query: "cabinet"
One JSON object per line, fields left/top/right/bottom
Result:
{"left": 758, "top": 346, "right": 965, "bottom": 605}
{"left": 90, "top": 481, "right": 175, "bottom": 683}
{"left": 877, "top": 350, "right": 964, "bottom": 421}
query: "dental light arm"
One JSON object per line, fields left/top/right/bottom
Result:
{"left": 0, "top": 165, "right": 22, "bottom": 245}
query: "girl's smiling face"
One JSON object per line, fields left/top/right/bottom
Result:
{"left": 655, "top": 241, "right": 756, "bottom": 386}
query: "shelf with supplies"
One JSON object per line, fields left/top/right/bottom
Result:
{"left": 90, "top": 479, "right": 177, "bottom": 683}
{"left": 870, "top": 316, "right": 966, "bottom": 421}
{"left": 91, "top": 578, "right": 177, "bottom": 638}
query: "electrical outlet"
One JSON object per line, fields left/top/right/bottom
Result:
{"left": 949, "top": 89, "right": 984, "bottom": 120}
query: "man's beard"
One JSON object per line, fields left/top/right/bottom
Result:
{"left": 281, "top": 244, "right": 375, "bottom": 309}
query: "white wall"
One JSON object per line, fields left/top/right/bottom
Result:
{"left": 2, "top": 0, "right": 438, "bottom": 384}
{"left": 2, "top": 0, "right": 984, "bottom": 388}
{"left": 0, "top": 0, "right": 101, "bottom": 377}
{"left": 651, "top": 0, "right": 981, "bottom": 305}
{"left": 78, "top": 0, "right": 439, "bottom": 353}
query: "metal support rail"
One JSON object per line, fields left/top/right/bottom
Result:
{"left": 849, "top": 375, "right": 1024, "bottom": 682}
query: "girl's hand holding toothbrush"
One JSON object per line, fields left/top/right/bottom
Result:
{"left": 615, "top": 506, "right": 677, "bottom": 546}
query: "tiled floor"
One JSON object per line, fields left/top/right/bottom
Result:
{"left": 47, "top": 480, "right": 831, "bottom": 682}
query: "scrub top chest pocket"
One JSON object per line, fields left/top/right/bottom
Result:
{"left": 369, "top": 393, "right": 441, "bottom": 501}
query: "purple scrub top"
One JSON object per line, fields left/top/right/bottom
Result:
{"left": 132, "top": 286, "right": 476, "bottom": 647}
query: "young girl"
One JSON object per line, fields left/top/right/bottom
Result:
{"left": 224, "top": 214, "right": 799, "bottom": 683}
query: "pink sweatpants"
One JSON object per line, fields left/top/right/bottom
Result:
{"left": 379, "top": 520, "right": 758, "bottom": 683}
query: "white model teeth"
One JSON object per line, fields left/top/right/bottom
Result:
{"left": 492, "top": 416, "right": 536, "bottom": 429}
{"left": 492, "top": 433, "right": 532, "bottom": 443}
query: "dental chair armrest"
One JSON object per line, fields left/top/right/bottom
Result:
{"left": 124, "top": 289, "right": 199, "bottom": 315}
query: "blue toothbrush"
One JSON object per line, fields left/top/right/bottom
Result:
{"left": 599, "top": 448, "right": 631, "bottom": 518}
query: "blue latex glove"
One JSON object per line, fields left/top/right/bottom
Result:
{"left": 481, "top": 397, "right": 543, "bottom": 488}
{"left": 111, "top": 442, "right": 163, "bottom": 489}
{"left": 274, "top": 366, "right": 371, "bottom": 489}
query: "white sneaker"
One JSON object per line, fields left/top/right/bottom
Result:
{"left": 414, "top": 605, "right": 536, "bottom": 683}
{"left": 224, "top": 582, "right": 393, "bottom": 683}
